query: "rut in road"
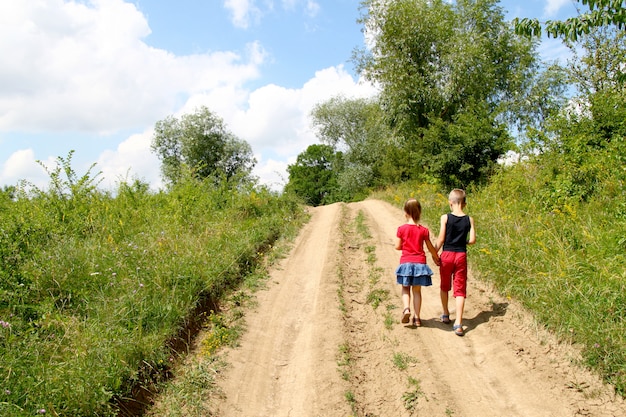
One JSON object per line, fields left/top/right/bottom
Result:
{"left": 206, "top": 200, "right": 626, "bottom": 417}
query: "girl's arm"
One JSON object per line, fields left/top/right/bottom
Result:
{"left": 425, "top": 238, "right": 440, "bottom": 266}
{"left": 395, "top": 237, "right": 403, "bottom": 251}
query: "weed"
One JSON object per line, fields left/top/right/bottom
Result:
{"left": 366, "top": 288, "right": 389, "bottom": 309}
{"left": 383, "top": 312, "right": 394, "bottom": 330}
{"left": 354, "top": 210, "right": 371, "bottom": 239}
{"left": 402, "top": 376, "right": 424, "bottom": 412}
{"left": 392, "top": 352, "right": 418, "bottom": 371}
{"left": 345, "top": 390, "right": 357, "bottom": 414}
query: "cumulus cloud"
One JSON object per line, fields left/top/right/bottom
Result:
{"left": 96, "top": 131, "right": 163, "bottom": 192}
{"left": 544, "top": 0, "right": 570, "bottom": 17}
{"left": 305, "top": 1, "right": 321, "bottom": 18}
{"left": 224, "top": 0, "right": 262, "bottom": 29}
{"left": 0, "top": 0, "right": 377, "bottom": 193}
{"left": 106, "top": 65, "right": 376, "bottom": 192}
{"left": 0, "top": 149, "right": 59, "bottom": 191}
{"left": 0, "top": 0, "right": 264, "bottom": 133}
{"left": 225, "top": 0, "right": 323, "bottom": 28}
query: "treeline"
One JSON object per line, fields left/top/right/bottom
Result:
{"left": 285, "top": 0, "right": 626, "bottom": 208}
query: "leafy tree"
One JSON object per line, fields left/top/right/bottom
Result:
{"left": 354, "top": 0, "right": 537, "bottom": 186}
{"left": 514, "top": 0, "right": 626, "bottom": 41}
{"left": 151, "top": 106, "right": 256, "bottom": 185}
{"left": 532, "top": 27, "right": 626, "bottom": 207}
{"left": 284, "top": 144, "right": 342, "bottom": 206}
{"left": 423, "top": 100, "right": 510, "bottom": 188}
{"left": 310, "top": 96, "right": 398, "bottom": 188}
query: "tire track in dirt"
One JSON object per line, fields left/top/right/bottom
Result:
{"left": 208, "top": 200, "right": 626, "bottom": 417}
{"left": 212, "top": 203, "right": 351, "bottom": 417}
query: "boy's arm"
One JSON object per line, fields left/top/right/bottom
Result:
{"left": 434, "top": 214, "right": 447, "bottom": 251}
{"left": 467, "top": 216, "right": 476, "bottom": 245}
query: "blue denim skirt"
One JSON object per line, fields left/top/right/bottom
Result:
{"left": 395, "top": 262, "right": 433, "bottom": 287}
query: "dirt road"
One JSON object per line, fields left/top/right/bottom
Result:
{"left": 209, "top": 200, "right": 626, "bottom": 417}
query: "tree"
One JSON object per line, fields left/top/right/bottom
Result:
{"left": 310, "top": 96, "right": 395, "bottom": 186}
{"left": 514, "top": 0, "right": 626, "bottom": 41}
{"left": 529, "top": 26, "right": 626, "bottom": 207}
{"left": 354, "top": 0, "right": 536, "bottom": 185}
{"left": 151, "top": 106, "right": 256, "bottom": 185}
{"left": 284, "top": 144, "right": 342, "bottom": 206}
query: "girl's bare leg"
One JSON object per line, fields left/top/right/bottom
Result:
{"left": 402, "top": 286, "right": 411, "bottom": 311}
{"left": 412, "top": 286, "right": 422, "bottom": 319}
{"left": 401, "top": 286, "right": 411, "bottom": 323}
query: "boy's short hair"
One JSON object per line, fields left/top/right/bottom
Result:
{"left": 404, "top": 198, "right": 422, "bottom": 222}
{"left": 448, "top": 189, "right": 466, "bottom": 205}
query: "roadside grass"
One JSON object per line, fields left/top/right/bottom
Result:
{"left": 372, "top": 175, "right": 626, "bottom": 396}
{"left": 0, "top": 161, "right": 307, "bottom": 416}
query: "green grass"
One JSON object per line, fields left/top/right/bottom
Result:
{"left": 374, "top": 175, "right": 626, "bottom": 396}
{"left": 0, "top": 171, "right": 307, "bottom": 416}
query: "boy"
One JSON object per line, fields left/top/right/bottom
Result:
{"left": 435, "top": 189, "right": 476, "bottom": 336}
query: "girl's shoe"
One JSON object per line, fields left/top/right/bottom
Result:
{"left": 453, "top": 324, "right": 464, "bottom": 336}
{"left": 412, "top": 317, "right": 422, "bottom": 327}
{"left": 440, "top": 314, "right": 451, "bottom": 324}
{"left": 401, "top": 308, "right": 411, "bottom": 323}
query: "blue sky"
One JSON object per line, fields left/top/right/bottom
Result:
{"left": 0, "top": 0, "right": 581, "bottom": 192}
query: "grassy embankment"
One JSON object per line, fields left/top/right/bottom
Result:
{"left": 0, "top": 172, "right": 307, "bottom": 417}
{"left": 372, "top": 172, "right": 626, "bottom": 397}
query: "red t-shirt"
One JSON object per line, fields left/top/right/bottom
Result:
{"left": 397, "top": 223, "right": 430, "bottom": 264}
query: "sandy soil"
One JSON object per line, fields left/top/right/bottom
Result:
{"left": 207, "top": 200, "right": 626, "bottom": 417}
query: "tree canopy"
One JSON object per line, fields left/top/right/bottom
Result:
{"left": 151, "top": 106, "right": 256, "bottom": 186}
{"left": 352, "top": 0, "right": 538, "bottom": 187}
{"left": 284, "top": 144, "right": 342, "bottom": 206}
{"left": 514, "top": 0, "right": 626, "bottom": 41}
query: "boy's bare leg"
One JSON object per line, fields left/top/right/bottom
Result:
{"left": 455, "top": 296, "right": 465, "bottom": 325}
{"left": 440, "top": 290, "right": 450, "bottom": 316}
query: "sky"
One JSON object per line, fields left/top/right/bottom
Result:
{"left": 0, "top": 0, "right": 583, "bottom": 193}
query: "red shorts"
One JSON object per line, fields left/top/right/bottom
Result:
{"left": 439, "top": 251, "right": 467, "bottom": 298}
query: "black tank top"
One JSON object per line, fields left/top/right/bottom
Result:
{"left": 442, "top": 214, "right": 471, "bottom": 253}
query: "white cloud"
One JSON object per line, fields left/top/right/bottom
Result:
{"left": 0, "top": 149, "right": 57, "bottom": 191}
{"left": 115, "top": 64, "right": 377, "bottom": 192}
{"left": 544, "top": 0, "right": 570, "bottom": 17}
{"left": 252, "top": 156, "right": 291, "bottom": 191}
{"left": 538, "top": 36, "right": 572, "bottom": 64}
{"left": 0, "top": 1, "right": 378, "bottom": 194}
{"left": 96, "top": 131, "right": 163, "bottom": 192}
{"left": 0, "top": 0, "right": 264, "bottom": 133}
{"left": 305, "top": 1, "right": 321, "bottom": 18}
{"left": 224, "top": 0, "right": 262, "bottom": 29}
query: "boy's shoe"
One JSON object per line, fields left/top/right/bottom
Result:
{"left": 453, "top": 324, "right": 464, "bottom": 336}
{"left": 440, "top": 314, "right": 451, "bottom": 324}
{"left": 401, "top": 308, "right": 411, "bottom": 323}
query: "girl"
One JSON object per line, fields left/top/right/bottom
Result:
{"left": 395, "top": 198, "right": 440, "bottom": 326}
